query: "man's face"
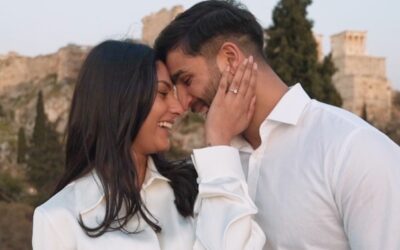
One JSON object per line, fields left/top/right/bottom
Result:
{"left": 166, "top": 48, "right": 221, "bottom": 114}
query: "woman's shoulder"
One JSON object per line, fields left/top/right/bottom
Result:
{"left": 35, "top": 180, "right": 79, "bottom": 219}
{"left": 36, "top": 171, "right": 104, "bottom": 218}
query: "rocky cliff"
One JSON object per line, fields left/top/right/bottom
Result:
{"left": 0, "top": 45, "right": 89, "bottom": 169}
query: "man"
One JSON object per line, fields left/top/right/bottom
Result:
{"left": 155, "top": 1, "right": 400, "bottom": 249}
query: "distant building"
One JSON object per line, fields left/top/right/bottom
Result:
{"left": 330, "top": 31, "right": 392, "bottom": 128}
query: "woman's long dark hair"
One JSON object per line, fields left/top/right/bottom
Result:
{"left": 54, "top": 40, "right": 198, "bottom": 237}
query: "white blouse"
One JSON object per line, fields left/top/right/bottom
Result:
{"left": 32, "top": 147, "right": 265, "bottom": 250}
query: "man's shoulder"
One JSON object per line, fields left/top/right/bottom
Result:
{"left": 306, "top": 100, "right": 372, "bottom": 131}
{"left": 295, "top": 99, "right": 389, "bottom": 151}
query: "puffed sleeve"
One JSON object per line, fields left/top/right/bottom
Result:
{"left": 191, "top": 146, "right": 266, "bottom": 250}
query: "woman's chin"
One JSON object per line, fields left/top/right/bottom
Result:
{"left": 156, "top": 141, "right": 171, "bottom": 153}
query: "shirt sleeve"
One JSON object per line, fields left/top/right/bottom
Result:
{"left": 191, "top": 146, "right": 266, "bottom": 250}
{"left": 333, "top": 128, "right": 400, "bottom": 250}
{"left": 32, "top": 207, "right": 69, "bottom": 250}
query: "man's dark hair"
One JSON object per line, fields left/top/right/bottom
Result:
{"left": 154, "top": 0, "right": 265, "bottom": 61}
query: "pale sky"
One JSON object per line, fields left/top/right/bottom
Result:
{"left": 1, "top": 0, "right": 399, "bottom": 89}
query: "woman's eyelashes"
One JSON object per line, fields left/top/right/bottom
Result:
{"left": 158, "top": 90, "right": 169, "bottom": 98}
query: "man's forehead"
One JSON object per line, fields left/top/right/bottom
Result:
{"left": 166, "top": 48, "right": 189, "bottom": 64}
{"left": 165, "top": 49, "right": 191, "bottom": 80}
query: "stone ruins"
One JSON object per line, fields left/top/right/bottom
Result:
{"left": 141, "top": 5, "right": 184, "bottom": 47}
{"left": 330, "top": 31, "right": 392, "bottom": 128}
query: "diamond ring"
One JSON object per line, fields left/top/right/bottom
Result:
{"left": 229, "top": 88, "right": 239, "bottom": 94}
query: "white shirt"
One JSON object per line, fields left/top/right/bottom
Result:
{"left": 227, "top": 84, "right": 400, "bottom": 250}
{"left": 33, "top": 153, "right": 265, "bottom": 250}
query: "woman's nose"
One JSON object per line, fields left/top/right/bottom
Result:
{"left": 169, "top": 94, "right": 184, "bottom": 116}
{"left": 175, "top": 85, "right": 192, "bottom": 112}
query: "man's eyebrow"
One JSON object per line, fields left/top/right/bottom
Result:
{"left": 157, "top": 80, "right": 173, "bottom": 90}
{"left": 171, "top": 70, "right": 185, "bottom": 84}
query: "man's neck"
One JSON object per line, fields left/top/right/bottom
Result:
{"left": 243, "top": 64, "right": 288, "bottom": 149}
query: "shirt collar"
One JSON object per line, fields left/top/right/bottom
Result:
{"left": 231, "top": 84, "right": 311, "bottom": 153}
{"left": 266, "top": 83, "right": 311, "bottom": 125}
{"left": 77, "top": 156, "right": 170, "bottom": 215}
{"left": 142, "top": 156, "right": 170, "bottom": 190}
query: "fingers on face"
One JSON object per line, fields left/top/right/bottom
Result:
{"left": 229, "top": 56, "right": 258, "bottom": 97}
{"left": 244, "top": 61, "right": 257, "bottom": 103}
{"left": 229, "top": 57, "right": 249, "bottom": 94}
{"left": 240, "top": 56, "right": 255, "bottom": 97}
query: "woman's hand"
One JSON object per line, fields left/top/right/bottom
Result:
{"left": 205, "top": 56, "right": 257, "bottom": 146}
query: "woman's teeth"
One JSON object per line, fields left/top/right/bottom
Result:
{"left": 158, "top": 121, "right": 173, "bottom": 129}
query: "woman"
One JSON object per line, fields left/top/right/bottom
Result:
{"left": 32, "top": 40, "right": 262, "bottom": 250}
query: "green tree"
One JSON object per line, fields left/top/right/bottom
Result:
{"left": 318, "top": 54, "right": 342, "bottom": 106}
{"left": 264, "top": 0, "right": 342, "bottom": 106}
{"left": 31, "top": 91, "right": 46, "bottom": 146}
{"left": 17, "top": 127, "right": 27, "bottom": 164}
{"left": 0, "top": 103, "right": 5, "bottom": 117}
{"left": 361, "top": 103, "right": 368, "bottom": 122}
{"left": 27, "top": 91, "right": 64, "bottom": 204}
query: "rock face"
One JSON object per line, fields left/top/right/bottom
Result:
{"left": 0, "top": 45, "right": 88, "bottom": 95}
{"left": 141, "top": 5, "right": 184, "bottom": 47}
{"left": 330, "top": 31, "right": 392, "bottom": 128}
{"left": 0, "top": 45, "right": 89, "bottom": 169}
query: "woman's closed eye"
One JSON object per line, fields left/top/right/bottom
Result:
{"left": 158, "top": 90, "right": 169, "bottom": 98}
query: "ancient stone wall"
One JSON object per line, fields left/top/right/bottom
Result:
{"left": 141, "top": 6, "right": 184, "bottom": 47}
{"left": 0, "top": 45, "right": 89, "bottom": 95}
{"left": 56, "top": 45, "right": 90, "bottom": 83}
{"left": 331, "top": 31, "right": 392, "bottom": 128}
{"left": 0, "top": 53, "right": 58, "bottom": 95}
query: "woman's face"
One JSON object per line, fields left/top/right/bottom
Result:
{"left": 132, "top": 61, "right": 184, "bottom": 155}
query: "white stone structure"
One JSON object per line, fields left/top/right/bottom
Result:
{"left": 330, "top": 31, "right": 392, "bottom": 128}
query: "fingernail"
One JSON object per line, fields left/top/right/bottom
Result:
{"left": 249, "top": 55, "right": 254, "bottom": 63}
{"left": 254, "top": 63, "right": 258, "bottom": 70}
{"left": 243, "top": 58, "right": 248, "bottom": 65}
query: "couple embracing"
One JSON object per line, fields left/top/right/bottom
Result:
{"left": 33, "top": 1, "right": 400, "bottom": 250}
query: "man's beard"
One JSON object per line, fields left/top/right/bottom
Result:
{"left": 201, "top": 63, "right": 222, "bottom": 106}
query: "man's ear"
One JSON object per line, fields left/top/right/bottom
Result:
{"left": 216, "top": 42, "right": 245, "bottom": 74}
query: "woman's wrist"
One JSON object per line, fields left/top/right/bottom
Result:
{"left": 205, "top": 131, "right": 231, "bottom": 146}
